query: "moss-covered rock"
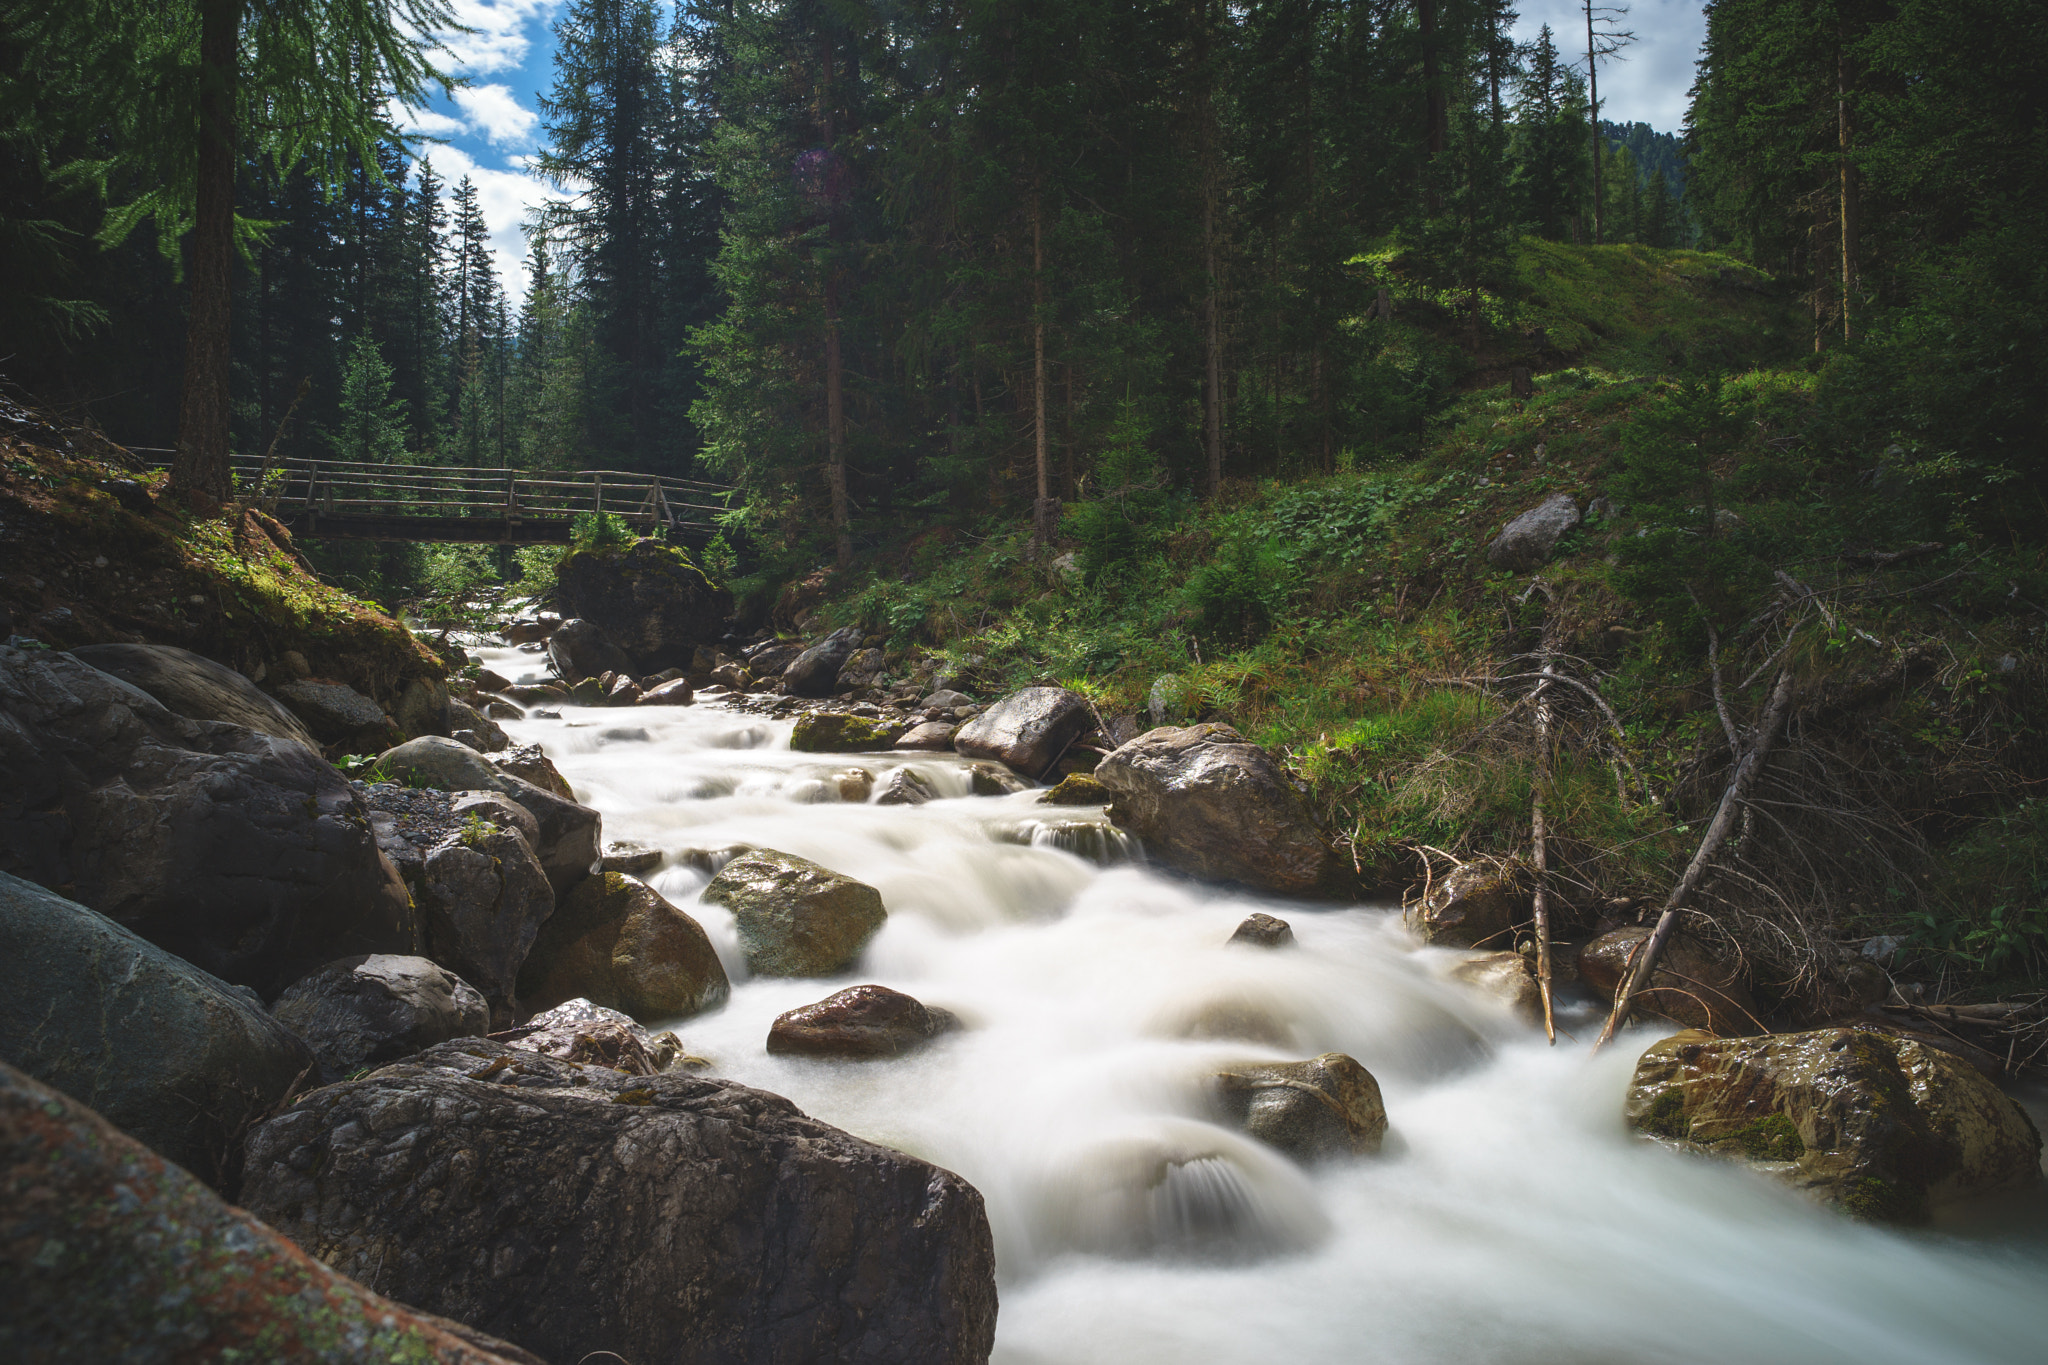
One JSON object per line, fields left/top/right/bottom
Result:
{"left": 700, "top": 850, "right": 886, "bottom": 977}
{"left": 790, "top": 710, "right": 909, "bottom": 752}
{"left": 517, "top": 872, "right": 729, "bottom": 1021}
{"left": 1624, "top": 1027, "right": 2043, "bottom": 1222}
{"left": 555, "top": 538, "right": 733, "bottom": 671}
{"left": 1038, "top": 773, "right": 1110, "bottom": 805}
{"left": 1212, "top": 1052, "right": 1388, "bottom": 1160}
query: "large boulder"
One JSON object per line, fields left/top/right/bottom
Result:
{"left": 1212, "top": 1053, "right": 1388, "bottom": 1160}
{"left": 895, "top": 720, "right": 957, "bottom": 750}
{"left": 555, "top": 539, "right": 734, "bottom": 672}
{"left": 274, "top": 677, "right": 400, "bottom": 749}
{"left": 953, "top": 686, "right": 1094, "bottom": 780}
{"left": 0, "top": 645, "right": 415, "bottom": 998}
{"left": 70, "top": 642, "right": 320, "bottom": 751}
{"left": 1579, "top": 926, "right": 1764, "bottom": 1034}
{"left": 791, "top": 710, "right": 910, "bottom": 752}
{"left": 376, "top": 738, "right": 600, "bottom": 894}
{"left": 240, "top": 1039, "right": 999, "bottom": 1365}
{"left": 378, "top": 733, "right": 503, "bottom": 790}
{"left": 517, "top": 872, "right": 730, "bottom": 1021}
{"left": 1626, "top": 1028, "right": 2043, "bottom": 1222}
{"left": 0, "top": 874, "right": 314, "bottom": 1191}
{"left": 545, "top": 616, "right": 636, "bottom": 686}
{"left": 418, "top": 824, "right": 556, "bottom": 1020}
{"left": 782, "top": 625, "right": 866, "bottom": 698}
{"left": 768, "top": 984, "right": 958, "bottom": 1059}
{"left": 0, "top": 1062, "right": 542, "bottom": 1365}
{"left": 1486, "top": 492, "right": 1582, "bottom": 572}
{"left": 446, "top": 698, "right": 510, "bottom": 753}
{"left": 700, "top": 849, "right": 888, "bottom": 977}
{"left": 271, "top": 954, "right": 490, "bottom": 1085}
{"left": 1093, "top": 723, "right": 1352, "bottom": 897}
{"left": 1407, "top": 860, "right": 1527, "bottom": 948}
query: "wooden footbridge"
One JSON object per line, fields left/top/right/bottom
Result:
{"left": 144, "top": 453, "right": 738, "bottom": 544}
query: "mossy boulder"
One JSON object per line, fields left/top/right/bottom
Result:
{"left": 555, "top": 538, "right": 733, "bottom": 672}
{"left": 1212, "top": 1052, "right": 1388, "bottom": 1160}
{"left": 790, "top": 711, "right": 909, "bottom": 753}
{"left": 1038, "top": 773, "right": 1110, "bottom": 805}
{"left": 700, "top": 849, "right": 887, "bottom": 977}
{"left": 1625, "top": 1027, "right": 2043, "bottom": 1222}
{"left": 1406, "top": 860, "right": 1527, "bottom": 948}
{"left": 518, "top": 872, "right": 730, "bottom": 1021}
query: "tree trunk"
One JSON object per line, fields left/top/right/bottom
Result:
{"left": 1837, "top": 37, "right": 1859, "bottom": 343}
{"left": 1585, "top": 0, "right": 1603, "bottom": 244}
{"left": 825, "top": 276, "right": 852, "bottom": 568}
{"left": 1030, "top": 195, "right": 1055, "bottom": 547}
{"left": 1203, "top": 171, "right": 1223, "bottom": 498}
{"left": 1420, "top": 0, "right": 1444, "bottom": 214}
{"left": 169, "top": 0, "right": 243, "bottom": 507}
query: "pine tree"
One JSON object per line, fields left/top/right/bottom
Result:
{"left": 326, "top": 332, "right": 410, "bottom": 464}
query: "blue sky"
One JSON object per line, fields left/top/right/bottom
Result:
{"left": 403, "top": 1, "right": 1707, "bottom": 291}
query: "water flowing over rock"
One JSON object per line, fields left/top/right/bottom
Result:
{"left": 782, "top": 625, "right": 865, "bottom": 697}
{"left": 271, "top": 954, "right": 489, "bottom": 1085}
{"left": 0, "top": 645, "right": 415, "bottom": 997}
{"left": 895, "top": 719, "right": 957, "bottom": 750}
{"left": 1486, "top": 493, "right": 1582, "bottom": 572}
{"left": 876, "top": 766, "right": 938, "bottom": 806}
{"left": 1626, "top": 1028, "right": 2043, "bottom": 1222}
{"left": 1093, "top": 723, "right": 1353, "bottom": 897}
{"left": 70, "top": 641, "right": 320, "bottom": 751}
{"left": 1447, "top": 950, "right": 1544, "bottom": 1025}
{"left": 517, "top": 872, "right": 729, "bottom": 1021}
{"left": 556, "top": 539, "right": 734, "bottom": 671}
{"left": 969, "top": 761, "right": 1033, "bottom": 795}
{"left": 954, "top": 686, "right": 1095, "bottom": 779}
{"left": 419, "top": 825, "right": 556, "bottom": 1020}
{"left": 701, "top": 849, "right": 888, "bottom": 976}
{"left": 0, "top": 1062, "right": 542, "bottom": 1365}
{"left": 1212, "top": 1053, "right": 1388, "bottom": 1160}
{"left": 508, "top": 997, "right": 683, "bottom": 1075}
{"left": 1406, "top": 860, "right": 1527, "bottom": 948}
{"left": 239, "top": 1039, "right": 1000, "bottom": 1365}
{"left": 1579, "top": 926, "right": 1763, "bottom": 1034}
{"left": 0, "top": 873, "right": 314, "bottom": 1191}
{"left": 544, "top": 616, "right": 635, "bottom": 685}
{"left": 1228, "top": 913, "right": 1294, "bottom": 948}
{"left": 791, "top": 709, "right": 909, "bottom": 751}
{"left": 768, "top": 984, "right": 959, "bottom": 1058}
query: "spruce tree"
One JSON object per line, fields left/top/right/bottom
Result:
{"left": 327, "top": 332, "right": 410, "bottom": 464}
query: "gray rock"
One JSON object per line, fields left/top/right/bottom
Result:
{"left": 894, "top": 720, "right": 957, "bottom": 750}
{"left": 393, "top": 676, "right": 451, "bottom": 740}
{"left": 377, "top": 734, "right": 502, "bottom": 790}
{"left": 517, "top": 872, "right": 730, "bottom": 1022}
{"left": 546, "top": 617, "right": 635, "bottom": 685}
{"left": 1228, "top": 913, "right": 1294, "bottom": 948}
{"left": 509, "top": 997, "right": 680, "bottom": 1075}
{"left": 0, "top": 646, "right": 415, "bottom": 997}
{"left": 446, "top": 697, "right": 509, "bottom": 752}
{"left": 600, "top": 839, "right": 663, "bottom": 874}
{"left": 449, "top": 790, "right": 540, "bottom": 851}
{"left": 1486, "top": 492, "right": 1582, "bottom": 572}
{"left": 556, "top": 539, "right": 733, "bottom": 671}
{"left": 419, "top": 825, "right": 556, "bottom": 1019}
{"left": 493, "top": 742, "right": 575, "bottom": 799}
{"left": 70, "top": 642, "right": 320, "bottom": 751}
{"left": 701, "top": 849, "right": 888, "bottom": 977}
{"left": 922, "top": 688, "right": 974, "bottom": 710}
{"left": 875, "top": 767, "right": 938, "bottom": 806}
{"left": 1212, "top": 1052, "right": 1388, "bottom": 1160}
{"left": 271, "top": 953, "right": 489, "bottom": 1084}
{"left": 953, "top": 686, "right": 1095, "bottom": 779}
{"left": 968, "top": 762, "right": 1033, "bottom": 796}
{"left": 783, "top": 625, "right": 865, "bottom": 697}
{"left": 1447, "top": 950, "right": 1544, "bottom": 1025}
{"left": 376, "top": 738, "right": 600, "bottom": 894}
{"left": 1406, "top": 860, "right": 1527, "bottom": 948}
{"left": 240, "top": 1039, "right": 999, "bottom": 1365}
{"left": 0, "top": 873, "right": 314, "bottom": 1190}
{"left": 274, "top": 678, "right": 397, "bottom": 746}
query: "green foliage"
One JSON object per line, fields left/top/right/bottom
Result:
{"left": 570, "top": 511, "right": 636, "bottom": 552}
{"left": 1184, "top": 538, "right": 1294, "bottom": 649}
{"left": 324, "top": 333, "right": 411, "bottom": 464}
{"left": 1912, "top": 799, "right": 2048, "bottom": 982}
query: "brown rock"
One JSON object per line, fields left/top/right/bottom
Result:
{"left": 1212, "top": 1052, "right": 1388, "bottom": 1159}
{"left": 516, "top": 872, "right": 729, "bottom": 1021}
{"left": 1406, "top": 860, "right": 1527, "bottom": 948}
{"left": 1039, "top": 773, "right": 1111, "bottom": 805}
{"left": 953, "top": 686, "right": 1095, "bottom": 779}
{"left": 637, "top": 676, "right": 695, "bottom": 706}
{"left": 1579, "top": 926, "right": 1764, "bottom": 1034}
{"left": 894, "top": 720, "right": 957, "bottom": 750}
{"left": 1447, "top": 950, "right": 1544, "bottom": 1025}
{"left": 700, "top": 850, "right": 887, "bottom": 977}
{"left": 767, "top": 984, "right": 959, "bottom": 1059}
{"left": 1227, "top": 913, "right": 1294, "bottom": 948}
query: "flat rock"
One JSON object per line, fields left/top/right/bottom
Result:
{"left": 71, "top": 642, "right": 319, "bottom": 751}
{"left": 517, "top": 872, "right": 729, "bottom": 1021}
{"left": 792, "top": 710, "right": 909, "bottom": 752}
{"left": 272, "top": 954, "right": 489, "bottom": 1085}
{"left": 768, "top": 984, "right": 958, "bottom": 1059}
{"left": 894, "top": 720, "right": 957, "bottom": 750}
{"left": 953, "top": 686, "right": 1094, "bottom": 779}
{"left": 701, "top": 849, "right": 888, "bottom": 977}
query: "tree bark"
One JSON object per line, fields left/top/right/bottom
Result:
{"left": 169, "top": 0, "right": 243, "bottom": 506}
{"left": 1030, "top": 195, "right": 1055, "bottom": 547}
{"left": 825, "top": 277, "right": 851, "bottom": 569}
{"left": 1584, "top": 0, "right": 1603, "bottom": 244}
{"left": 1531, "top": 658, "right": 1559, "bottom": 1043}
{"left": 1837, "top": 36, "right": 1859, "bottom": 343}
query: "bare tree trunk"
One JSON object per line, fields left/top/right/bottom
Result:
{"left": 1531, "top": 658, "right": 1559, "bottom": 1043}
{"left": 1593, "top": 664, "right": 1798, "bottom": 1050}
{"left": 1031, "top": 195, "right": 1055, "bottom": 547}
{"left": 169, "top": 0, "right": 243, "bottom": 507}
{"left": 1199, "top": 8, "right": 1224, "bottom": 500}
{"left": 1585, "top": 0, "right": 1603, "bottom": 245}
{"left": 826, "top": 277, "right": 852, "bottom": 568}
{"left": 1837, "top": 37, "right": 1859, "bottom": 343}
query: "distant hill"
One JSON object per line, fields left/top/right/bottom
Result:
{"left": 1601, "top": 120, "right": 1687, "bottom": 194}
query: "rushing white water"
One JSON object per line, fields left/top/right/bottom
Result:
{"left": 482, "top": 646, "right": 2048, "bottom": 1365}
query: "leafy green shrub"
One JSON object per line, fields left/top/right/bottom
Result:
{"left": 1184, "top": 537, "right": 1294, "bottom": 648}
{"left": 570, "top": 510, "right": 636, "bottom": 552}
{"left": 1912, "top": 798, "right": 2048, "bottom": 982}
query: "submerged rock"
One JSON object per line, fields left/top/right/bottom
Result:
{"left": 240, "top": 1039, "right": 999, "bottom": 1365}
{"left": 953, "top": 686, "right": 1095, "bottom": 779}
{"left": 768, "top": 984, "right": 959, "bottom": 1059}
{"left": 1625, "top": 1027, "right": 2043, "bottom": 1222}
{"left": 968, "top": 761, "right": 1033, "bottom": 796}
{"left": 1213, "top": 1052, "right": 1388, "bottom": 1160}
{"left": 70, "top": 641, "right": 320, "bottom": 751}
{"left": 876, "top": 767, "right": 938, "bottom": 806}
{"left": 1, "top": 1062, "right": 541, "bottom": 1365}
{"left": 792, "top": 710, "right": 909, "bottom": 752}
{"left": 1579, "top": 926, "right": 1763, "bottom": 1035}
{"left": 1228, "top": 913, "right": 1294, "bottom": 949}
{"left": 517, "top": 872, "right": 729, "bottom": 1021}
{"left": 701, "top": 849, "right": 888, "bottom": 977}
{"left": 1407, "top": 860, "right": 1527, "bottom": 949}
{"left": 271, "top": 953, "right": 489, "bottom": 1085}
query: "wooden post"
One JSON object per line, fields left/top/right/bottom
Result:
{"left": 594, "top": 472, "right": 604, "bottom": 517}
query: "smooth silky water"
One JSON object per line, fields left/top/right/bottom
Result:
{"left": 480, "top": 644, "right": 2048, "bottom": 1365}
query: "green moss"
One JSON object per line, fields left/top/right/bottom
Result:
{"left": 1841, "top": 1175, "right": 1914, "bottom": 1222}
{"left": 790, "top": 711, "right": 906, "bottom": 753}
{"left": 1727, "top": 1112, "right": 1805, "bottom": 1162}
{"left": 1641, "top": 1087, "right": 1691, "bottom": 1140}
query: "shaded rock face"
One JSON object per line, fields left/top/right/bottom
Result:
{"left": 446, "top": 698, "right": 509, "bottom": 753}
{"left": 510, "top": 997, "right": 682, "bottom": 1075}
{"left": 1228, "top": 913, "right": 1294, "bottom": 949}
{"left": 240, "top": 1039, "right": 1000, "bottom": 1365}
{"left": 1626, "top": 1028, "right": 2043, "bottom": 1222}
{"left": 449, "top": 790, "right": 539, "bottom": 851}
{"left": 791, "top": 710, "right": 909, "bottom": 752}
{"left": 768, "top": 984, "right": 958, "bottom": 1059}
{"left": 377, "top": 738, "right": 601, "bottom": 895}
{"left": 517, "top": 872, "right": 730, "bottom": 1021}
{"left": 556, "top": 539, "right": 734, "bottom": 672}
{"left": 545, "top": 617, "right": 635, "bottom": 685}
{"left": 1406, "top": 861, "right": 1527, "bottom": 949}
{"left": 0, "top": 874, "right": 314, "bottom": 1191}
{"left": 493, "top": 742, "right": 575, "bottom": 800}
{"left": 0, "top": 1062, "right": 542, "bottom": 1365}
{"left": 1094, "top": 724, "right": 1351, "bottom": 898}
{"left": 272, "top": 954, "right": 489, "bottom": 1086}
{"left": 70, "top": 642, "right": 320, "bottom": 751}
{"left": 1486, "top": 492, "right": 1582, "bottom": 572}
{"left": 701, "top": 849, "right": 888, "bottom": 977}
{"left": 953, "top": 687, "right": 1094, "bottom": 779}
{"left": 968, "top": 762, "right": 1032, "bottom": 796}
{"left": 1040, "top": 772, "right": 1110, "bottom": 805}
{"left": 378, "top": 734, "right": 503, "bottom": 790}
{"left": 875, "top": 767, "right": 937, "bottom": 806}
{"left": 783, "top": 625, "right": 865, "bottom": 697}
{"left": 419, "top": 825, "right": 556, "bottom": 1018}
{"left": 0, "top": 646, "right": 415, "bottom": 998}
{"left": 275, "top": 677, "right": 399, "bottom": 748}
{"left": 895, "top": 720, "right": 957, "bottom": 750}
{"left": 1579, "top": 926, "right": 1764, "bottom": 1034}
{"left": 1213, "top": 1053, "right": 1388, "bottom": 1160}
{"left": 1447, "top": 951, "right": 1543, "bottom": 1026}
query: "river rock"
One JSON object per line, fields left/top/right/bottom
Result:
{"left": 1093, "top": 723, "right": 1352, "bottom": 897}
{"left": 1212, "top": 1052, "right": 1388, "bottom": 1160}
{"left": 377, "top": 734, "right": 502, "bottom": 790}
{"left": 767, "top": 984, "right": 958, "bottom": 1059}
{"left": 1579, "top": 926, "right": 1763, "bottom": 1034}
{"left": 1448, "top": 950, "right": 1544, "bottom": 1025}
{"left": 791, "top": 710, "right": 909, "bottom": 752}
{"left": 240, "top": 1039, "right": 999, "bottom": 1365}
{"left": 701, "top": 849, "right": 888, "bottom": 977}
{"left": 449, "top": 790, "right": 540, "bottom": 850}
{"left": 446, "top": 697, "right": 509, "bottom": 752}
{"left": 969, "top": 761, "right": 1033, "bottom": 796}
{"left": 638, "top": 676, "right": 695, "bottom": 706}
{"left": 476, "top": 667, "right": 513, "bottom": 692}
{"left": 953, "top": 686, "right": 1094, "bottom": 779}
{"left": 1486, "top": 492, "right": 1582, "bottom": 572}
{"left": 543, "top": 617, "right": 633, "bottom": 685}
{"left": 876, "top": 766, "right": 938, "bottom": 806}
{"left": 271, "top": 954, "right": 489, "bottom": 1085}
{"left": 493, "top": 742, "right": 575, "bottom": 799}
{"left": 508, "top": 997, "right": 681, "bottom": 1075}
{"left": 782, "top": 625, "right": 865, "bottom": 697}
{"left": 746, "top": 639, "right": 807, "bottom": 677}
{"left": 1039, "top": 772, "right": 1110, "bottom": 805}
{"left": 1626, "top": 1027, "right": 2044, "bottom": 1222}
{"left": 1228, "top": 913, "right": 1294, "bottom": 948}
{"left": 0, "top": 1061, "right": 542, "bottom": 1365}
{"left": 1407, "top": 860, "right": 1527, "bottom": 948}
{"left": 394, "top": 676, "right": 452, "bottom": 739}
{"left": 502, "top": 616, "right": 560, "bottom": 645}
{"left": 923, "top": 688, "right": 975, "bottom": 711}
{"left": 501, "top": 682, "right": 568, "bottom": 705}
{"left": 599, "top": 839, "right": 663, "bottom": 873}
{"left": 555, "top": 538, "right": 734, "bottom": 671}
{"left": 377, "top": 739, "right": 600, "bottom": 894}
{"left": 0, "top": 645, "right": 415, "bottom": 997}
{"left": 274, "top": 677, "right": 399, "bottom": 748}
{"left": 70, "top": 642, "right": 320, "bottom": 751}
{"left": 829, "top": 767, "right": 875, "bottom": 801}
{"left": 517, "top": 872, "right": 729, "bottom": 1021}
{"left": 419, "top": 824, "right": 556, "bottom": 1020}
{"left": 0, "top": 873, "right": 315, "bottom": 1191}
{"left": 895, "top": 720, "right": 957, "bottom": 750}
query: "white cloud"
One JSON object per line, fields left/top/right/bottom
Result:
{"left": 433, "top": 0, "right": 563, "bottom": 76}
{"left": 424, "top": 144, "right": 571, "bottom": 293}
{"left": 396, "top": 107, "right": 468, "bottom": 140}
{"left": 452, "top": 83, "right": 541, "bottom": 147}
{"left": 1511, "top": 0, "right": 1707, "bottom": 133}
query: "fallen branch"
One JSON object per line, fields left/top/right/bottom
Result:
{"left": 1531, "top": 655, "right": 1558, "bottom": 1043}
